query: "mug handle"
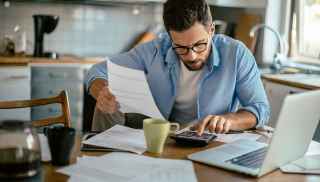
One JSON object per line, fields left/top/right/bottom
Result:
{"left": 169, "top": 123, "right": 180, "bottom": 134}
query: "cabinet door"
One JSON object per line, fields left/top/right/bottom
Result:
{"left": 263, "top": 80, "right": 308, "bottom": 127}
{"left": 0, "top": 66, "right": 31, "bottom": 120}
{"left": 31, "top": 65, "right": 84, "bottom": 131}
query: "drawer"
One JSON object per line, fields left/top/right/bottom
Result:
{"left": 0, "top": 66, "right": 30, "bottom": 101}
{"left": 0, "top": 109, "right": 31, "bottom": 121}
{"left": 32, "top": 67, "right": 83, "bottom": 82}
{"left": 0, "top": 66, "right": 30, "bottom": 79}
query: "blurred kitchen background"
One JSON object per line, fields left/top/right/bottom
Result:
{"left": 0, "top": 1, "right": 163, "bottom": 56}
{"left": 0, "top": 0, "right": 319, "bottom": 141}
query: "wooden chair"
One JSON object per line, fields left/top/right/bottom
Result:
{"left": 0, "top": 90, "right": 71, "bottom": 127}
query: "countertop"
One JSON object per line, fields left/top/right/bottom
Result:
{"left": 262, "top": 73, "right": 320, "bottom": 90}
{"left": 0, "top": 56, "right": 104, "bottom": 66}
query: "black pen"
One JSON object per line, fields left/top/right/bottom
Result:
{"left": 226, "top": 130, "right": 244, "bottom": 134}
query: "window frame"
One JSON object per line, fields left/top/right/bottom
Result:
{"left": 292, "top": 0, "right": 320, "bottom": 62}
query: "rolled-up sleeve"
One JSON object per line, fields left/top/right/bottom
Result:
{"left": 85, "top": 60, "right": 108, "bottom": 92}
{"left": 235, "top": 44, "right": 270, "bottom": 128}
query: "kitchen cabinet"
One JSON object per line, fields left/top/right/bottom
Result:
{"left": 262, "top": 77, "right": 320, "bottom": 142}
{"left": 31, "top": 64, "right": 85, "bottom": 131}
{"left": 262, "top": 79, "right": 308, "bottom": 127}
{"left": 0, "top": 66, "right": 31, "bottom": 121}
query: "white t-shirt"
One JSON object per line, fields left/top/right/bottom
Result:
{"left": 170, "top": 61, "right": 204, "bottom": 124}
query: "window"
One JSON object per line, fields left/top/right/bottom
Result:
{"left": 292, "top": 0, "right": 320, "bottom": 60}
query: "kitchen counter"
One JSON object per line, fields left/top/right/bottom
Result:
{"left": 262, "top": 73, "right": 320, "bottom": 90}
{"left": 0, "top": 56, "right": 104, "bottom": 65}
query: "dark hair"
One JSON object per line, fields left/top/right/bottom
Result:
{"left": 163, "top": 0, "right": 212, "bottom": 32}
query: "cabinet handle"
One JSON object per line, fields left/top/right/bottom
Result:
{"left": 289, "top": 90, "right": 299, "bottom": 95}
{"left": 0, "top": 75, "right": 29, "bottom": 81}
{"left": 48, "top": 72, "right": 67, "bottom": 79}
{"left": 48, "top": 108, "right": 58, "bottom": 113}
{"left": 48, "top": 90, "right": 58, "bottom": 95}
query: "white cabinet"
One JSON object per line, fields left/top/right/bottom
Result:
{"left": 0, "top": 66, "right": 31, "bottom": 121}
{"left": 263, "top": 78, "right": 320, "bottom": 142}
{"left": 262, "top": 79, "right": 308, "bottom": 127}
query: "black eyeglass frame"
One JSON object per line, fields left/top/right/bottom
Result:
{"left": 172, "top": 42, "right": 209, "bottom": 55}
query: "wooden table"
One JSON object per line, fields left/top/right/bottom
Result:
{"left": 30, "top": 136, "right": 320, "bottom": 182}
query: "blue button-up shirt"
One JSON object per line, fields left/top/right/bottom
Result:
{"left": 86, "top": 33, "right": 270, "bottom": 127}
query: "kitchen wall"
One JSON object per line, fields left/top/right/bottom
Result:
{"left": 0, "top": 2, "right": 163, "bottom": 57}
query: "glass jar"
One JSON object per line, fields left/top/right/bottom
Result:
{"left": 0, "top": 120, "right": 41, "bottom": 178}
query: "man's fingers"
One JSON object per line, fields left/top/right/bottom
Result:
{"left": 215, "top": 118, "right": 225, "bottom": 133}
{"left": 197, "top": 115, "right": 212, "bottom": 136}
{"left": 222, "top": 121, "right": 231, "bottom": 133}
{"left": 96, "top": 95, "right": 119, "bottom": 113}
{"left": 208, "top": 117, "right": 218, "bottom": 133}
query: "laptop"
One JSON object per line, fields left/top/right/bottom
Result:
{"left": 188, "top": 90, "right": 320, "bottom": 177}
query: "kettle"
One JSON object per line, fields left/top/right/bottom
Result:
{"left": 0, "top": 120, "right": 41, "bottom": 178}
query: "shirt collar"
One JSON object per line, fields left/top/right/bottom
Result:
{"left": 206, "top": 40, "right": 221, "bottom": 72}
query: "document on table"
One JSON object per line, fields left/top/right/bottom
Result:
{"left": 280, "top": 141, "right": 320, "bottom": 174}
{"left": 107, "top": 61, "right": 164, "bottom": 119}
{"left": 280, "top": 155, "right": 320, "bottom": 174}
{"left": 57, "top": 152, "right": 197, "bottom": 182}
{"left": 81, "top": 125, "right": 147, "bottom": 154}
{"left": 214, "top": 132, "right": 261, "bottom": 143}
{"left": 177, "top": 127, "right": 261, "bottom": 144}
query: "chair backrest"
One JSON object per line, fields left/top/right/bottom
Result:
{"left": 0, "top": 90, "right": 71, "bottom": 127}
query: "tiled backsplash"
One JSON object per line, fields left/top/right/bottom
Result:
{"left": 0, "top": 2, "right": 163, "bottom": 57}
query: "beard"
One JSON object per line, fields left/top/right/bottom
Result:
{"left": 182, "top": 59, "right": 206, "bottom": 71}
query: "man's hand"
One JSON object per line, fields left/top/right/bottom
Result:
{"left": 192, "top": 115, "right": 233, "bottom": 135}
{"left": 191, "top": 111, "right": 257, "bottom": 136}
{"left": 89, "top": 79, "right": 120, "bottom": 114}
{"left": 96, "top": 86, "right": 120, "bottom": 113}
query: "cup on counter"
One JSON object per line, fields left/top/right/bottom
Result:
{"left": 45, "top": 126, "right": 75, "bottom": 166}
{"left": 143, "top": 118, "right": 179, "bottom": 154}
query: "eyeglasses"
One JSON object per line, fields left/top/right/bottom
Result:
{"left": 173, "top": 42, "right": 208, "bottom": 55}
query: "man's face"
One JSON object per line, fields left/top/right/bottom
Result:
{"left": 170, "top": 22, "right": 214, "bottom": 71}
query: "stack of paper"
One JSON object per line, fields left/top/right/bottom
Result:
{"left": 82, "top": 125, "right": 147, "bottom": 154}
{"left": 57, "top": 152, "right": 197, "bottom": 182}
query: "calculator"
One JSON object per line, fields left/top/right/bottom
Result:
{"left": 170, "top": 130, "right": 217, "bottom": 147}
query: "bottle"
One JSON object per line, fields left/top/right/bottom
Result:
{"left": 14, "top": 25, "right": 27, "bottom": 55}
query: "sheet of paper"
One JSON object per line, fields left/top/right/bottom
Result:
{"left": 306, "top": 140, "right": 320, "bottom": 156}
{"left": 38, "top": 133, "right": 51, "bottom": 162}
{"left": 280, "top": 141, "right": 320, "bottom": 174}
{"left": 215, "top": 132, "right": 261, "bottom": 143}
{"left": 177, "top": 127, "right": 261, "bottom": 143}
{"left": 57, "top": 152, "right": 197, "bottom": 182}
{"left": 108, "top": 61, "right": 164, "bottom": 119}
{"left": 280, "top": 155, "right": 320, "bottom": 174}
{"left": 82, "top": 125, "right": 147, "bottom": 154}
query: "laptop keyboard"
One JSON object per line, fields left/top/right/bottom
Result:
{"left": 226, "top": 147, "right": 268, "bottom": 169}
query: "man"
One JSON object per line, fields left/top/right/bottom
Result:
{"left": 86, "top": 0, "right": 270, "bottom": 135}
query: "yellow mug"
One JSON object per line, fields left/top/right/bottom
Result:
{"left": 143, "top": 118, "right": 180, "bottom": 154}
